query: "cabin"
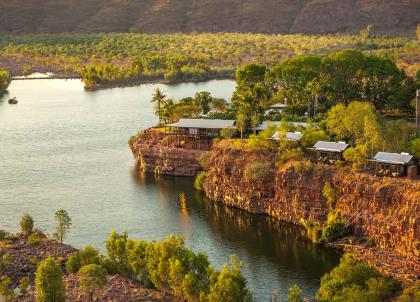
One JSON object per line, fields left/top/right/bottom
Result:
{"left": 269, "top": 131, "right": 302, "bottom": 142}
{"left": 306, "top": 141, "right": 349, "bottom": 164}
{"left": 265, "top": 103, "right": 288, "bottom": 115}
{"left": 366, "top": 152, "right": 418, "bottom": 178}
{"left": 165, "top": 118, "right": 236, "bottom": 150}
{"left": 256, "top": 121, "right": 311, "bottom": 132}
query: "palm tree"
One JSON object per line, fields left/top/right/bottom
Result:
{"left": 151, "top": 88, "right": 166, "bottom": 126}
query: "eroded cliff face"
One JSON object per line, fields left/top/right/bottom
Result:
{"left": 130, "top": 129, "right": 204, "bottom": 177}
{"left": 203, "top": 143, "right": 420, "bottom": 283}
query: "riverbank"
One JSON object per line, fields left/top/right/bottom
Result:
{"left": 130, "top": 130, "right": 420, "bottom": 286}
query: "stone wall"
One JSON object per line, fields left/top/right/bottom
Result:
{"left": 130, "top": 129, "right": 204, "bottom": 176}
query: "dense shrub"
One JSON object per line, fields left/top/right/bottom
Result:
{"left": 322, "top": 212, "right": 350, "bottom": 243}
{"left": 20, "top": 213, "right": 34, "bottom": 236}
{"left": 243, "top": 162, "right": 272, "bottom": 184}
{"left": 35, "top": 257, "right": 65, "bottom": 302}
{"left": 287, "top": 284, "right": 304, "bottom": 302}
{"left": 78, "top": 264, "right": 107, "bottom": 301}
{"left": 28, "top": 232, "right": 41, "bottom": 245}
{"left": 104, "top": 231, "right": 252, "bottom": 301}
{"left": 322, "top": 182, "right": 337, "bottom": 209}
{"left": 65, "top": 245, "right": 100, "bottom": 274}
{"left": 317, "top": 254, "right": 400, "bottom": 302}
{"left": 220, "top": 127, "right": 237, "bottom": 139}
{"left": 0, "top": 229, "right": 10, "bottom": 241}
{"left": 194, "top": 171, "right": 207, "bottom": 191}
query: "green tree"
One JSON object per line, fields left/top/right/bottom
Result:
{"left": 317, "top": 254, "right": 400, "bottom": 302}
{"left": 327, "top": 101, "right": 377, "bottom": 145}
{"left": 206, "top": 255, "right": 252, "bottom": 302}
{"left": 78, "top": 264, "right": 107, "bottom": 301}
{"left": 211, "top": 98, "right": 228, "bottom": 112}
{"left": 300, "top": 126, "right": 329, "bottom": 148}
{"left": 321, "top": 50, "right": 367, "bottom": 104}
{"left": 194, "top": 91, "right": 212, "bottom": 115}
{"left": 287, "top": 284, "right": 304, "bottom": 302}
{"left": 151, "top": 88, "right": 167, "bottom": 126}
{"left": 0, "top": 70, "right": 11, "bottom": 95}
{"left": 409, "top": 138, "right": 420, "bottom": 158}
{"left": 54, "top": 209, "right": 72, "bottom": 243}
{"left": 35, "top": 257, "right": 65, "bottom": 302}
{"left": 0, "top": 276, "right": 13, "bottom": 302}
{"left": 19, "top": 276, "right": 30, "bottom": 295}
{"left": 383, "top": 120, "right": 414, "bottom": 153}
{"left": 20, "top": 213, "right": 34, "bottom": 236}
{"left": 236, "top": 111, "right": 246, "bottom": 139}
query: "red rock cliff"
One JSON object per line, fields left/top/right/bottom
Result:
{"left": 130, "top": 129, "right": 204, "bottom": 177}
{"left": 203, "top": 143, "right": 420, "bottom": 283}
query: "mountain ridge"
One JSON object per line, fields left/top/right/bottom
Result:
{"left": 0, "top": 0, "right": 419, "bottom": 35}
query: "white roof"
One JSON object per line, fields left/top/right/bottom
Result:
{"left": 270, "top": 131, "right": 302, "bottom": 141}
{"left": 313, "top": 141, "right": 349, "bottom": 152}
{"left": 168, "top": 118, "right": 236, "bottom": 129}
{"left": 257, "top": 121, "right": 312, "bottom": 131}
{"left": 270, "top": 103, "right": 288, "bottom": 109}
{"left": 373, "top": 152, "right": 415, "bottom": 165}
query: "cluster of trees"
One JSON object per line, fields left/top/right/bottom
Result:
{"left": 0, "top": 213, "right": 252, "bottom": 302}
{"left": 0, "top": 32, "right": 418, "bottom": 87}
{"left": 231, "top": 50, "right": 419, "bottom": 135}
{"left": 326, "top": 101, "right": 419, "bottom": 169}
{"left": 151, "top": 88, "right": 228, "bottom": 125}
{"left": 0, "top": 69, "right": 11, "bottom": 95}
{"left": 33, "top": 232, "right": 253, "bottom": 302}
{"left": 317, "top": 254, "right": 401, "bottom": 302}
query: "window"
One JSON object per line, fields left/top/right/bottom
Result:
{"left": 189, "top": 128, "right": 198, "bottom": 135}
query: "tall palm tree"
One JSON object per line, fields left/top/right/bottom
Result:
{"left": 151, "top": 88, "right": 166, "bottom": 126}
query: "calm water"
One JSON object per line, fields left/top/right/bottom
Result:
{"left": 0, "top": 79, "right": 340, "bottom": 301}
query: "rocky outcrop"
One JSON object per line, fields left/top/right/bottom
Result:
{"left": 130, "top": 129, "right": 204, "bottom": 177}
{"left": 203, "top": 143, "right": 420, "bottom": 284}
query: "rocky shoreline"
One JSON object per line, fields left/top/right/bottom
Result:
{"left": 130, "top": 130, "right": 420, "bottom": 286}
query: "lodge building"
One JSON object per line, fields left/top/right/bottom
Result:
{"left": 366, "top": 152, "right": 418, "bottom": 178}
{"left": 306, "top": 141, "right": 350, "bottom": 164}
{"left": 165, "top": 118, "right": 236, "bottom": 150}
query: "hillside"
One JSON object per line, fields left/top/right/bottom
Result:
{"left": 0, "top": 0, "right": 419, "bottom": 35}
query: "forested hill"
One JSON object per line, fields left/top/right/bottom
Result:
{"left": 0, "top": 0, "right": 419, "bottom": 35}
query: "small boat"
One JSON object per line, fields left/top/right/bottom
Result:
{"left": 8, "top": 97, "right": 18, "bottom": 104}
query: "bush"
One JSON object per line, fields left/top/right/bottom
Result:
{"left": 322, "top": 212, "right": 350, "bottom": 243}
{"left": 287, "top": 284, "right": 304, "bottom": 302}
{"left": 322, "top": 182, "right": 337, "bottom": 209}
{"left": 66, "top": 254, "right": 82, "bottom": 273}
{"left": 0, "top": 229, "right": 10, "bottom": 241}
{"left": 0, "top": 276, "right": 13, "bottom": 301}
{"left": 35, "top": 257, "right": 65, "bottom": 302}
{"left": 20, "top": 213, "right": 34, "bottom": 236}
{"left": 220, "top": 127, "right": 237, "bottom": 139}
{"left": 397, "top": 284, "right": 420, "bottom": 302}
{"left": 28, "top": 232, "right": 41, "bottom": 245}
{"left": 197, "top": 151, "right": 212, "bottom": 170}
{"left": 0, "top": 253, "right": 10, "bottom": 272}
{"left": 207, "top": 255, "right": 253, "bottom": 302}
{"left": 317, "top": 254, "right": 400, "bottom": 302}
{"left": 243, "top": 162, "right": 272, "bottom": 184}
{"left": 78, "top": 264, "right": 107, "bottom": 301}
{"left": 65, "top": 245, "right": 100, "bottom": 274}
{"left": 194, "top": 171, "right": 207, "bottom": 191}
{"left": 19, "top": 276, "right": 30, "bottom": 295}
{"left": 305, "top": 220, "right": 324, "bottom": 243}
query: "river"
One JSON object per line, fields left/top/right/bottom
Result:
{"left": 0, "top": 78, "right": 340, "bottom": 301}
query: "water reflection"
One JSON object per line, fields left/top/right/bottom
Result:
{"left": 134, "top": 171, "right": 341, "bottom": 299}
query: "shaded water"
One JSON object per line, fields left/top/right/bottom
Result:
{"left": 0, "top": 79, "right": 340, "bottom": 300}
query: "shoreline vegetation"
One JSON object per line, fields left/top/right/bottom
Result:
{"left": 0, "top": 31, "right": 419, "bottom": 90}
{"left": 1, "top": 212, "right": 415, "bottom": 302}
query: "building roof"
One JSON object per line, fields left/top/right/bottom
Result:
{"left": 312, "top": 141, "right": 349, "bottom": 152}
{"left": 168, "top": 118, "right": 236, "bottom": 129}
{"left": 270, "top": 131, "right": 302, "bottom": 141}
{"left": 257, "top": 121, "right": 312, "bottom": 131}
{"left": 372, "top": 152, "right": 415, "bottom": 165}
{"left": 270, "top": 103, "right": 288, "bottom": 109}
